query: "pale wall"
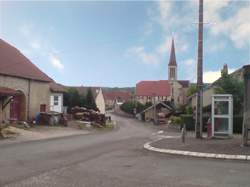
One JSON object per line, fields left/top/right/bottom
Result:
{"left": 0, "top": 75, "right": 50, "bottom": 121}
{"left": 191, "top": 87, "right": 215, "bottom": 108}
{"left": 95, "top": 89, "right": 106, "bottom": 114}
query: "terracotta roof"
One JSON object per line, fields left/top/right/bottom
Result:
{"left": 168, "top": 38, "right": 177, "bottom": 66}
{"left": 0, "top": 39, "right": 52, "bottom": 82}
{"left": 136, "top": 80, "right": 171, "bottom": 97}
{"left": 0, "top": 87, "right": 18, "bottom": 96}
{"left": 178, "top": 80, "right": 190, "bottom": 88}
{"left": 50, "top": 82, "right": 66, "bottom": 93}
{"left": 103, "top": 91, "right": 131, "bottom": 101}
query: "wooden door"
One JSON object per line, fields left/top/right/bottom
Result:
{"left": 10, "top": 95, "right": 21, "bottom": 120}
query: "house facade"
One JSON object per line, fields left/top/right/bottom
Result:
{"left": 103, "top": 91, "right": 131, "bottom": 109}
{"left": 135, "top": 38, "right": 189, "bottom": 107}
{"left": 0, "top": 39, "right": 54, "bottom": 122}
{"left": 49, "top": 82, "right": 66, "bottom": 113}
{"left": 189, "top": 64, "right": 244, "bottom": 109}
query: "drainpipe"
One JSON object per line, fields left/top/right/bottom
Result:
{"left": 27, "top": 79, "right": 31, "bottom": 121}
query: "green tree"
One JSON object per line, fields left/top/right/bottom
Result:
{"left": 79, "top": 95, "right": 86, "bottom": 107}
{"left": 215, "top": 73, "right": 244, "bottom": 115}
{"left": 85, "top": 88, "right": 98, "bottom": 111}
{"left": 187, "top": 84, "right": 197, "bottom": 97}
{"left": 63, "top": 88, "right": 81, "bottom": 113}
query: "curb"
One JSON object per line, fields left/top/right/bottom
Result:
{"left": 144, "top": 139, "right": 250, "bottom": 161}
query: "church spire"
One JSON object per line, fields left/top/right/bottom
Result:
{"left": 168, "top": 38, "right": 177, "bottom": 66}
{"left": 168, "top": 38, "right": 177, "bottom": 81}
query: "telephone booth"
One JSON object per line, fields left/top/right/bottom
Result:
{"left": 212, "top": 94, "right": 233, "bottom": 137}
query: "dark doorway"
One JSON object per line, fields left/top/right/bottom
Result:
{"left": 10, "top": 91, "right": 26, "bottom": 121}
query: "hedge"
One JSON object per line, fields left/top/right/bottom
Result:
{"left": 180, "top": 114, "right": 243, "bottom": 134}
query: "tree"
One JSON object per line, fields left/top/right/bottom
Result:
{"left": 187, "top": 85, "right": 197, "bottom": 97}
{"left": 63, "top": 88, "right": 81, "bottom": 113}
{"left": 215, "top": 73, "right": 244, "bottom": 115}
{"left": 85, "top": 88, "right": 98, "bottom": 111}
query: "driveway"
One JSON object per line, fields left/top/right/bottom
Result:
{"left": 0, "top": 114, "right": 249, "bottom": 187}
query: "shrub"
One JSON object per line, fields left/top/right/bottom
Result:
{"left": 120, "top": 101, "right": 135, "bottom": 114}
{"left": 180, "top": 114, "right": 194, "bottom": 131}
{"left": 120, "top": 101, "right": 152, "bottom": 115}
{"left": 233, "top": 116, "right": 243, "bottom": 134}
{"left": 170, "top": 116, "right": 183, "bottom": 125}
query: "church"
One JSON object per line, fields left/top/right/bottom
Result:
{"left": 135, "top": 38, "right": 190, "bottom": 107}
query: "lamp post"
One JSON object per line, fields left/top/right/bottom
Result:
{"left": 195, "top": 0, "right": 204, "bottom": 138}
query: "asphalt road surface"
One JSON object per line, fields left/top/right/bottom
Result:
{"left": 0, "top": 114, "right": 249, "bottom": 187}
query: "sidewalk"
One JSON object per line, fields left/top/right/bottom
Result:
{"left": 0, "top": 122, "right": 90, "bottom": 146}
{"left": 145, "top": 132, "right": 250, "bottom": 161}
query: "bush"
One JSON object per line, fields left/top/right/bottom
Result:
{"left": 120, "top": 101, "right": 152, "bottom": 115}
{"left": 170, "top": 116, "right": 183, "bottom": 125}
{"left": 180, "top": 114, "right": 195, "bottom": 131}
{"left": 120, "top": 101, "right": 135, "bottom": 115}
{"left": 233, "top": 116, "right": 243, "bottom": 134}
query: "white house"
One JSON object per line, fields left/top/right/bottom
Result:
{"left": 49, "top": 82, "right": 65, "bottom": 113}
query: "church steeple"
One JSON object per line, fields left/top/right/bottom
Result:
{"left": 168, "top": 38, "right": 177, "bottom": 81}
{"left": 168, "top": 38, "right": 177, "bottom": 66}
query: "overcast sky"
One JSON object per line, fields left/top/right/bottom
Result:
{"left": 0, "top": 0, "right": 249, "bottom": 87}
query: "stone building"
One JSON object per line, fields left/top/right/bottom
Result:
{"left": 0, "top": 39, "right": 64, "bottom": 123}
{"left": 135, "top": 38, "right": 189, "bottom": 106}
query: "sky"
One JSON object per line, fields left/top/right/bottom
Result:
{"left": 0, "top": 0, "right": 249, "bottom": 87}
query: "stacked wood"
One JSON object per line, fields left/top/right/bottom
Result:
{"left": 71, "top": 106, "right": 106, "bottom": 127}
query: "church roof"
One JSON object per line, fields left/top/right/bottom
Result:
{"left": 135, "top": 80, "right": 171, "bottom": 97}
{"left": 168, "top": 38, "right": 177, "bottom": 66}
{"left": 177, "top": 80, "right": 190, "bottom": 88}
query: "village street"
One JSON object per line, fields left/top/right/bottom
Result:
{"left": 0, "top": 114, "right": 249, "bottom": 187}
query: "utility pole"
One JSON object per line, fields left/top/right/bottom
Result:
{"left": 242, "top": 65, "right": 250, "bottom": 146}
{"left": 153, "top": 93, "right": 157, "bottom": 125}
{"left": 195, "top": 0, "right": 204, "bottom": 138}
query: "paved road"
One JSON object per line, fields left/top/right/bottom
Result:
{"left": 0, "top": 114, "right": 249, "bottom": 187}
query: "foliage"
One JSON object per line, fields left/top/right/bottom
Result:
{"left": 180, "top": 114, "right": 194, "bottom": 130}
{"left": 64, "top": 88, "right": 81, "bottom": 112}
{"left": 64, "top": 88, "right": 98, "bottom": 112}
{"left": 187, "top": 84, "right": 197, "bottom": 97}
{"left": 185, "top": 105, "right": 193, "bottom": 115}
{"left": 169, "top": 116, "right": 183, "bottom": 125}
{"left": 120, "top": 101, "right": 152, "bottom": 115}
{"left": 214, "top": 73, "right": 244, "bottom": 115}
{"left": 85, "top": 88, "right": 98, "bottom": 111}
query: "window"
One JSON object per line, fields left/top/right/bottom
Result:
{"left": 54, "top": 95, "right": 59, "bottom": 106}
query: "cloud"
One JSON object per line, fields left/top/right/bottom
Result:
{"left": 126, "top": 46, "right": 159, "bottom": 65}
{"left": 201, "top": 0, "right": 250, "bottom": 48}
{"left": 30, "top": 40, "right": 41, "bottom": 50}
{"left": 181, "top": 58, "right": 197, "bottom": 82}
{"left": 203, "top": 68, "right": 235, "bottom": 83}
{"left": 19, "top": 23, "right": 64, "bottom": 71}
{"left": 49, "top": 54, "right": 64, "bottom": 70}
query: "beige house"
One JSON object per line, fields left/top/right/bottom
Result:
{"left": 189, "top": 64, "right": 244, "bottom": 109}
{"left": 0, "top": 39, "right": 55, "bottom": 122}
{"left": 135, "top": 38, "right": 189, "bottom": 107}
